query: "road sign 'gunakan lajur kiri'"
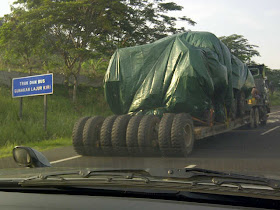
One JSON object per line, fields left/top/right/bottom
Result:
{"left": 12, "top": 74, "right": 53, "bottom": 98}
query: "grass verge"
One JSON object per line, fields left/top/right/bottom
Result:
{"left": 270, "top": 91, "right": 280, "bottom": 106}
{"left": 0, "top": 84, "right": 112, "bottom": 150}
{"left": 0, "top": 138, "right": 72, "bottom": 158}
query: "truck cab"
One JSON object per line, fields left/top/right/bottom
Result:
{"left": 248, "top": 64, "right": 270, "bottom": 111}
{"left": 247, "top": 64, "right": 270, "bottom": 126}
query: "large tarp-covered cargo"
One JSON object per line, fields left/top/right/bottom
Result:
{"left": 104, "top": 31, "right": 255, "bottom": 121}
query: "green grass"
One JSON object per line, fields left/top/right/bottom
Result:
{"left": 0, "top": 84, "right": 112, "bottom": 151}
{"left": 270, "top": 91, "right": 280, "bottom": 106}
{"left": 0, "top": 137, "right": 72, "bottom": 158}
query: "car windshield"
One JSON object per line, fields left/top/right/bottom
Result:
{"left": 0, "top": 0, "right": 280, "bottom": 190}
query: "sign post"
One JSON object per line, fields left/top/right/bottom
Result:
{"left": 44, "top": 93, "right": 47, "bottom": 131}
{"left": 12, "top": 74, "right": 53, "bottom": 130}
{"left": 19, "top": 97, "right": 23, "bottom": 120}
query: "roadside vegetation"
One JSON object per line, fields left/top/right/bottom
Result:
{"left": 0, "top": 0, "right": 195, "bottom": 102}
{"left": 0, "top": 138, "right": 72, "bottom": 158}
{"left": 0, "top": 84, "right": 111, "bottom": 155}
{"left": 270, "top": 91, "right": 280, "bottom": 106}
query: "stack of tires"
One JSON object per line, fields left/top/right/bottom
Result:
{"left": 72, "top": 113, "right": 195, "bottom": 157}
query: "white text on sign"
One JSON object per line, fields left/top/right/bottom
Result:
{"left": 19, "top": 79, "right": 46, "bottom": 86}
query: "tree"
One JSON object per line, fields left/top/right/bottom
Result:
{"left": 82, "top": 57, "right": 110, "bottom": 78}
{"left": 0, "top": 9, "right": 45, "bottom": 74}
{"left": 219, "top": 34, "right": 260, "bottom": 64}
{"left": 101, "top": 0, "right": 196, "bottom": 49}
{"left": 2, "top": 0, "right": 195, "bottom": 102}
{"left": 266, "top": 66, "right": 280, "bottom": 95}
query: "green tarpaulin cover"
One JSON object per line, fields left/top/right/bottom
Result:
{"left": 104, "top": 31, "right": 255, "bottom": 121}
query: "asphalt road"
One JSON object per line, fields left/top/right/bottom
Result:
{"left": 1, "top": 106, "right": 280, "bottom": 176}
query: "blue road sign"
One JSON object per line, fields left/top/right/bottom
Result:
{"left": 12, "top": 74, "right": 53, "bottom": 98}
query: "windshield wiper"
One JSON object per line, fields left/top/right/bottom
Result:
{"left": 161, "top": 167, "right": 280, "bottom": 190}
{"left": 18, "top": 167, "right": 280, "bottom": 191}
{"left": 19, "top": 168, "right": 152, "bottom": 185}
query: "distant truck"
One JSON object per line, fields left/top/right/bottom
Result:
{"left": 194, "top": 64, "right": 269, "bottom": 142}
{"left": 248, "top": 64, "right": 270, "bottom": 123}
{"left": 72, "top": 32, "right": 270, "bottom": 157}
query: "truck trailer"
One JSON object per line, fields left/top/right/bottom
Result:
{"left": 72, "top": 32, "right": 270, "bottom": 157}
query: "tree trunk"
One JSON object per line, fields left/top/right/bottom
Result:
{"left": 72, "top": 61, "right": 82, "bottom": 103}
{"left": 73, "top": 75, "right": 78, "bottom": 103}
{"left": 29, "top": 68, "right": 32, "bottom": 76}
{"left": 26, "top": 57, "right": 32, "bottom": 75}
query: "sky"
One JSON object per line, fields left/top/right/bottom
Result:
{"left": 171, "top": 0, "right": 280, "bottom": 69}
{"left": 0, "top": 0, "right": 279, "bottom": 69}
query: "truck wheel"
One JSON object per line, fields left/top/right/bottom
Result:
{"left": 100, "top": 115, "right": 117, "bottom": 156}
{"left": 83, "top": 116, "right": 105, "bottom": 156}
{"left": 111, "top": 115, "right": 131, "bottom": 156}
{"left": 126, "top": 115, "right": 143, "bottom": 156}
{"left": 237, "top": 91, "right": 246, "bottom": 116}
{"left": 158, "top": 113, "right": 175, "bottom": 157}
{"left": 72, "top": 116, "right": 90, "bottom": 155}
{"left": 171, "top": 113, "right": 195, "bottom": 157}
{"left": 254, "top": 107, "right": 260, "bottom": 128}
{"left": 260, "top": 107, "right": 268, "bottom": 126}
{"left": 138, "top": 115, "right": 160, "bottom": 156}
{"left": 248, "top": 108, "right": 255, "bottom": 129}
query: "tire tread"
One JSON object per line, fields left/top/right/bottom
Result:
{"left": 126, "top": 115, "right": 143, "bottom": 155}
{"left": 100, "top": 115, "right": 117, "bottom": 155}
{"left": 72, "top": 116, "right": 90, "bottom": 155}
{"left": 83, "top": 116, "right": 105, "bottom": 156}
{"left": 111, "top": 115, "right": 131, "bottom": 156}
{"left": 171, "top": 113, "right": 194, "bottom": 157}
{"left": 158, "top": 113, "right": 175, "bottom": 157}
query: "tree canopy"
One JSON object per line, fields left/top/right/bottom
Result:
{"left": 0, "top": 8, "right": 45, "bottom": 74}
{"left": 266, "top": 66, "right": 280, "bottom": 94}
{"left": 219, "top": 34, "right": 260, "bottom": 64}
{"left": 10, "top": 0, "right": 196, "bottom": 54}
{"left": 0, "top": 0, "right": 196, "bottom": 101}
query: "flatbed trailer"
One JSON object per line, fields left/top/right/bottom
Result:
{"left": 194, "top": 116, "right": 250, "bottom": 140}
{"left": 72, "top": 65, "right": 270, "bottom": 158}
{"left": 72, "top": 97, "right": 269, "bottom": 158}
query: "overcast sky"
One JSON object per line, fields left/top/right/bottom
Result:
{"left": 1, "top": 0, "right": 279, "bottom": 69}
{"left": 169, "top": 0, "right": 280, "bottom": 69}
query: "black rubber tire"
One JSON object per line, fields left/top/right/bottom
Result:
{"left": 83, "top": 116, "right": 105, "bottom": 156}
{"left": 100, "top": 115, "right": 117, "bottom": 156}
{"left": 72, "top": 116, "right": 90, "bottom": 155}
{"left": 248, "top": 108, "right": 255, "bottom": 129}
{"left": 237, "top": 91, "right": 246, "bottom": 117}
{"left": 158, "top": 113, "right": 175, "bottom": 157}
{"left": 260, "top": 107, "right": 268, "bottom": 126}
{"left": 138, "top": 115, "right": 160, "bottom": 156}
{"left": 111, "top": 115, "right": 131, "bottom": 156}
{"left": 171, "top": 113, "right": 195, "bottom": 157}
{"left": 254, "top": 107, "right": 260, "bottom": 128}
{"left": 126, "top": 115, "right": 143, "bottom": 156}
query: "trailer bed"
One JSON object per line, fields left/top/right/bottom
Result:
{"left": 194, "top": 116, "right": 250, "bottom": 140}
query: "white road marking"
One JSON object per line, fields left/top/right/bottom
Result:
{"left": 185, "top": 164, "right": 196, "bottom": 168}
{"left": 50, "top": 155, "right": 82, "bottom": 164}
{"left": 269, "top": 110, "right": 280, "bottom": 115}
{"left": 261, "top": 126, "right": 280, "bottom": 136}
